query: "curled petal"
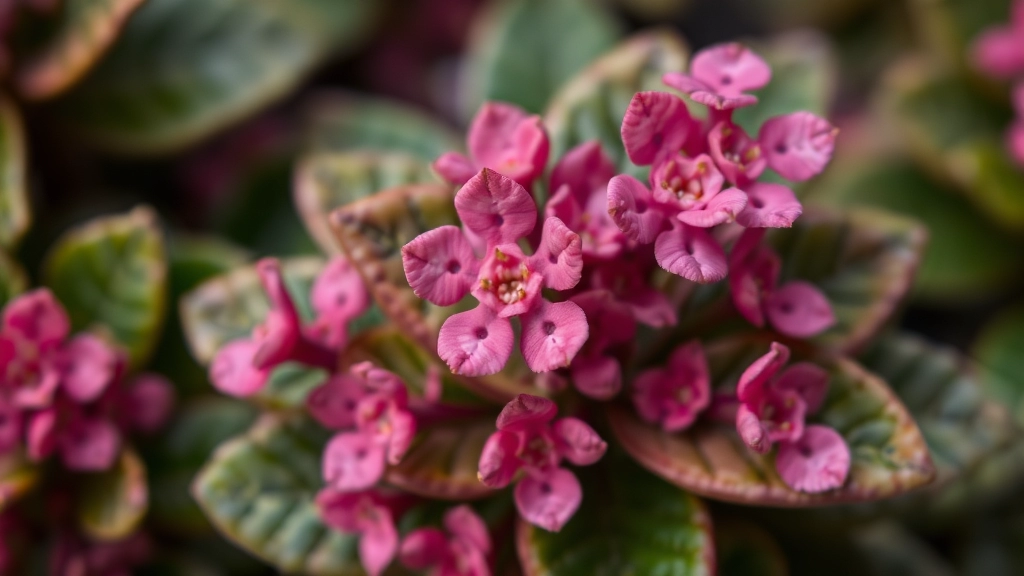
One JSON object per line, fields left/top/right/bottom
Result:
{"left": 455, "top": 169, "right": 537, "bottom": 247}
{"left": 323, "top": 432, "right": 387, "bottom": 492}
{"left": 690, "top": 42, "right": 772, "bottom": 95}
{"left": 676, "top": 187, "right": 748, "bottom": 228}
{"left": 776, "top": 425, "right": 850, "bottom": 493}
{"left": 445, "top": 504, "right": 492, "bottom": 554}
{"left": 312, "top": 257, "right": 371, "bottom": 322}
{"left": 3, "top": 288, "right": 70, "bottom": 350}
{"left": 759, "top": 112, "right": 837, "bottom": 182}
{"left": 12, "top": 367, "right": 60, "bottom": 409}
{"left": 570, "top": 355, "right": 622, "bottom": 400}
{"left": 386, "top": 409, "right": 416, "bottom": 465}
{"left": 662, "top": 73, "right": 758, "bottom": 110}
{"left": 620, "top": 91, "right": 695, "bottom": 166}
{"left": 60, "top": 334, "right": 119, "bottom": 403}
{"left": 477, "top": 429, "right": 521, "bottom": 488}
{"left": 438, "top": 306, "right": 514, "bottom": 376}
{"left": 399, "top": 528, "right": 448, "bottom": 569}
{"left": 607, "top": 175, "right": 666, "bottom": 244}
{"left": 532, "top": 217, "right": 583, "bottom": 291}
{"left": 434, "top": 152, "right": 478, "bottom": 186}
{"left": 515, "top": 468, "right": 582, "bottom": 532}
{"left": 253, "top": 258, "right": 301, "bottom": 368}
{"left": 623, "top": 287, "right": 676, "bottom": 328}
{"left": 654, "top": 223, "right": 728, "bottom": 283}
{"left": 61, "top": 418, "right": 121, "bottom": 471}
{"left": 570, "top": 289, "right": 637, "bottom": 351}
{"left": 550, "top": 141, "right": 616, "bottom": 204}
{"left": 553, "top": 417, "right": 607, "bottom": 466}
{"left": 736, "top": 404, "right": 770, "bottom": 454}
{"left": 736, "top": 342, "right": 790, "bottom": 405}
{"left": 971, "top": 26, "right": 1024, "bottom": 78}
{"left": 729, "top": 226, "right": 767, "bottom": 267}
{"left": 26, "top": 409, "right": 58, "bottom": 461}
{"left": 468, "top": 103, "right": 549, "bottom": 186}
{"left": 736, "top": 182, "right": 802, "bottom": 228}
{"left": 209, "top": 339, "right": 269, "bottom": 397}
{"left": 402, "top": 226, "right": 479, "bottom": 306}
{"left": 360, "top": 507, "right": 399, "bottom": 576}
{"left": 496, "top": 394, "right": 558, "bottom": 431}
{"left": 123, "top": 374, "right": 175, "bottom": 433}
{"left": 520, "top": 300, "right": 589, "bottom": 373}
{"left": 775, "top": 362, "right": 830, "bottom": 414}
{"left": 765, "top": 281, "right": 836, "bottom": 338}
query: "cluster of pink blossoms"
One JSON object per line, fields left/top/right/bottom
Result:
{"left": 971, "top": 0, "right": 1024, "bottom": 164}
{"left": 0, "top": 289, "right": 173, "bottom": 471}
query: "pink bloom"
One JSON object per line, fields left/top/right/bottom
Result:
{"left": 477, "top": 395, "right": 605, "bottom": 531}
{"left": 775, "top": 424, "right": 850, "bottom": 493}
{"left": 707, "top": 121, "right": 766, "bottom": 185}
{"left": 620, "top": 91, "right": 700, "bottom": 166}
{"left": 663, "top": 43, "right": 771, "bottom": 111}
{"left": 729, "top": 228, "right": 835, "bottom": 338}
{"left": 631, "top": 340, "right": 711, "bottom": 432}
{"left": 402, "top": 169, "right": 588, "bottom": 376}
{"left": 317, "top": 487, "right": 399, "bottom": 576}
{"left": 970, "top": 0, "right": 1024, "bottom": 78}
{"left": 27, "top": 404, "right": 121, "bottom": 471}
{"left": 567, "top": 290, "right": 636, "bottom": 400}
{"left": 587, "top": 258, "right": 677, "bottom": 328}
{"left": 758, "top": 112, "right": 838, "bottom": 182}
{"left": 116, "top": 373, "right": 175, "bottom": 434}
{"left": 400, "top": 505, "right": 492, "bottom": 576}
{"left": 210, "top": 257, "right": 364, "bottom": 397}
{"left": 0, "top": 289, "right": 74, "bottom": 409}
{"left": 434, "top": 102, "right": 549, "bottom": 187}
{"left": 546, "top": 141, "right": 626, "bottom": 259}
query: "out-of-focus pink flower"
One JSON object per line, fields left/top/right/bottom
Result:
{"left": 631, "top": 341, "right": 711, "bottom": 432}
{"left": 27, "top": 404, "right": 121, "bottom": 471}
{"left": 587, "top": 258, "right": 677, "bottom": 328}
{"left": 400, "top": 505, "right": 492, "bottom": 576}
{"left": 620, "top": 91, "right": 701, "bottom": 166}
{"left": 477, "top": 395, "right": 605, "bottom": 531}
{"left": 402, "top": 169, "right": 588, "bottom": 376}
{"left": 971, "top": 0, "right": 1024, "bottom": 78}
{"left": 758, "top": 112, "right": 838, "bottom": 182}
{"left": 434, "top": 102, "right": 549, "bottom": 187}
{"left": 567, "top": 290, "right": 636, "bottom": 400}
{"left": 775, "top": 425, "right": 851, "bottom": 493}
{"left": 663, "top": 43, "right": 771, "bottom": 111}
{"left": 546, "top": 142, "right": 626, "bottom": 259}
{"left": 317, "top": 487, "right": 399, "bottom": 576}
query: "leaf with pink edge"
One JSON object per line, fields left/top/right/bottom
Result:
{"left": 609, "top": 337, "right": 934, "bottom": 506}
{"left": 385, "top": 419, "right": 496, "bottom": 501}
{"left": 76, "top": 449, "right": 149, "bottom": 541}
{"left": 517, "top": 452, "right": 715, "bottom": 576}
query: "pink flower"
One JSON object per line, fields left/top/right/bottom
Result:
{"left": 477, "top": 394, "right": 606, "bottom": 531}
{"left": 776, "top": 425, "right": 851, "bottom": 493}
{"left": 631, "top": 341, "right": 711, "bottom": 432}
{"left": 317, "top": 487, "right": 399, "bottom": 576}
{"left": 587, "top": 258, "right": 677, "bottom": 328}
{"left": 662, "top": 43, "right": 771, "bottom": 111}
{"left": 546, "top": 141, "right": 626, "bottom": 259}
{"left": 400, "top": 505, "right": 492, "bottom": 576}
{"left": 758, "top": 112, "right": 838, "bottom": 182}
{"left": 970, "top": 0, "right": 1024, "bottom": 78}
{"left": 1008, "top": 83, "right": 1024, "bottom": 165}
{"left": 620, "top": 91, "right": 701, "bottom": 166}
{"left": 707, "top": 121, "right": 766, "bottom": 185}
{"left": 729, "top": 228, "right": 835, "bottom": 338}
{"left": 210, "top": 257, "right": 366, "bottom": 397}
{"left": 26, "top": 402, "right": 121, "bottom": 471}
{"left": 402, "top": 169, "right": 589, "bottom": 376}
{"left": 567, "top": 290, "right": 636, "bottom": 400}
{"left": 434, "top": 102, "right": 549, "bottom": 187}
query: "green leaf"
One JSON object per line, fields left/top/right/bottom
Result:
{"left": 16, "top": 0, "right": 148, "bottom": 99}
{"left": 77, "top": 449, "right": 149, "bottom": 541}
{"left": 43, "top": 206, "right": 168, "bottom": 366}
{"left": 462, "top": 0, "right": 621, "bottom": 117}
{"left": 192, "top": 415, "right": 363, "bottom": 575}
{"left": 146, "top": 398, "right": 258, "bottom": 534}
{"left": 0, "top": 95, "right": 29, "bottom": 248}
{"left": 975, "top": 304, "right": 1024, "bottom": 419}
{"left": 806, "top": 159, "right": 1020, "bottom": 303}
{"left": 0, "top": 248, "right": 28, "bottom": 308}
{"left": 517, "top": 452, "right": 715, "bottom": 576}
{"left": 0, "top": 451, "right": 39, "bottom": 512}
{"left": 544, "top": 30, "right": 689, "bottom": 170}
{"left": 303, "top": 93, "right": 462, "bottom": 161}
{"left": 294, "top": 151, "right": 436, "bottom": 255}
{"left": 609, "top": 337, "right": 935, "bottom": 506}
{"left": 714, "top": 520, "right": 788, "bottom": 576}
{"left": 54, "top": 0, "right": 381, "bottom": 153}
{"left": 258, "top": 362, "right": 329, "bottom": 411}
{"left": 180, "top": 256, "right": 322, "bottom": 365}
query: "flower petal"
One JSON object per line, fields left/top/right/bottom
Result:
{"left": 468, "top": 102, "right": 549, "bottom": 186}
{"left": 306, "top": 375, "right": 366, "bottom": 429}
{"left": 252, "top": 259, "right": 302, "bottom": 368}
{"left": 735, "top": 404, "right": 770, "bottom": 454}
{"left": 360, "top": 506, "right": 399, "bottom": 576}
{"left": 61, "top": 418, "right": 121, "bottom": 471}
{"left": 477, "top": 429, "right": 521, "bottom": 488}
{"left": 402, "top": 226, "right": 479, "bottom": 306}
{"left": 514, "top": 468, "right": 582, "bottom": 532}
{"left": 654, "top": 223, "right": 728, "bottom": 283}
{"left": 607, "top": 174, "right": 666, "bottom": 244}
{"left": 550, "top": 141, "right": 615, "bottom": 205}
{"left": 620, "top": 91, "right": 695, "bottom": 166}
{"left": 676, "top": 187, "right": 748, "bottom": 227}
{"left": 736, "top": 182, "right": 802, "bottom": 228}
{"left": 2, "top": 288, "right": 70, "bottom": 351}
{"left": 532, "top": 217, "right": 583, "bottom": 291}
{"left": 545, "top": 184, "right": 582, "bottom": 229}
{"left": 386, "top": 409, "right": 416, "bottom": 465}
{"left": 26, "top": 409, "right": 58, "bottom": 462}
{"left": 209, "top": 339, "right": 269, "bottom": 397}
{"left": 759, "top": 112, "right": 837, "bottom": 182}
{"left": 437, "top": 306, "right": 514, "bottom": 376}
{"left": 775, "top": 362, "right": 830, "bottom": 414}
{"left": 323, "top": 432, "right": 387, "bottom": 492}
{"left": 689, "top": 42, "right": 771, "bottom": 96}
{"left": 60, "top": 334, "right": 120, "bottom": 403}
{"left": 708, "top": 121, "right": 766, "bottom": 185}
{"left": 971, "top": 25, "right": 1024, "bottom": 79}
{"left": 312, "top": 257, "right": 371, "bottom": 322}
{"left": 736, "top": 342, "right": 790, "bottom": 405}
{"left": 399, "top": 528, "right": 448, "bottom": 570}
{"left": 570, "top": 355, "right": 622, "bottom": 400}
{"left": 496, "top": 394, "right": 558, "bottom": 430}
{"left": 455, "top": 169, "right": 537, "bottom": 247}
{"left": 553, "top": 417, "right": 607, "bottom": 466}
{"left": 520, "top": 300, "right": 589, "bottom": 373}
{"left": 445, "top": 504, "right": 492, "bottom": 554}
{"left": 123, "top": 374, "right": 175, "bottom": 433}
{"left": 776, "top": 425, "right": 851, "bottom": 493}
{"left": 765, "top": 281, "right": 836, "bottom": 338}
{"left": 434, "top": 152, "right": 478, "bottom": 186}
{"left": 728, "top": 245, "right": 779, "bottom": 328}
{"left": 662, "top": 73, "right": 757, "bottom": 110}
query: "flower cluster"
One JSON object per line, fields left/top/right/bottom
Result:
{"left": 971, "top": 0, "right": 1024, "bottom": 164}
{"left": 0, "top": 289, "right": 173, "bottom": 471}
{"left": 399, "top": 505, "right": 492, "bottom": 576}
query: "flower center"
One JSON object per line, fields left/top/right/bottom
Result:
{"left": 479, "top": 249, "right": 531, "bottom": 305}
{"left": 518, "top": 433, "right": 556, "bottom": 470}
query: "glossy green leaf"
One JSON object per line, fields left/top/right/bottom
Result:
{"left": 303, "top": 93, "right": 462, "bottom": 161}
{"left": 192, "top": 415, "right": 363, "bottom": 575}
{"left": 715, "top": 521, "right": 788, "bottom": 576}
{"left": 294, "top": 151, "right": 436, "bottom": 255}
{"left": 77, "top": 449, "right": 149, "bottom": 541}
{"left": 0, "top": 451, "right": 39, "bottom": 511}
{"left": 54, "top": 0, "right": 381, "bottom": 153}
{"left": 609, "top": 338, "right": 935, "bottom": 506}
{"left": 17, "top": 0, "right": 148, "bottom": 99}
{"left": 0, "top": 248, "right": 28, "bottom": 308}
{"left": 180, "top": 256, "right": 321, "bottom": 365}
{"left": 0, "top": 95, "right": 29, "bottom": 248}
{"left": 517, "top": 453, "right": 714, "bottom": 576}
{"left": 147, "top": 398, "right": 258, "bottom": 534}
{"left": 806, "top": 159, "right": 1020, "bottom": 303}
{"left": 43, "top": 206, "right": 167, "bottom": 366}
{"left": 462, "top": 0, "right": 621, "bottom": 116}
{"left": 544, "top": 30, "right": 689, "bottom": 170}
{"left": 734, "top": 31, "right": 837, "bottom": 135}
